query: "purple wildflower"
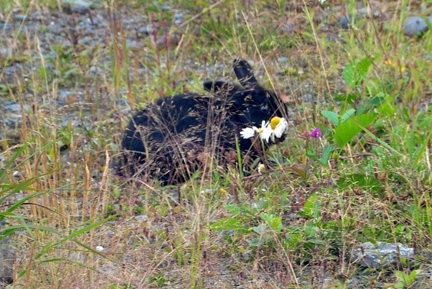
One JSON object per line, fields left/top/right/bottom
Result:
{"left": 310, "top": 127, "right": 322, "bottom": 138}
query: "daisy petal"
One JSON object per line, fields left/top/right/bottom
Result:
{"left": 240, "top": 127, "right": 256, "bottom": 139}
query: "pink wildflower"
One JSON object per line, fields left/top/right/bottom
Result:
{"left": 310, "top": 128, "right": 322, "bottom": 138}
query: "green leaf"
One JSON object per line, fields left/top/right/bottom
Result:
{"left": 357, "top": 93, "right": 387, "bottom": 115}
{"left": 343, "top": 57, "right": 373, "bottom": 88}
{"left": 340, "top": 109, "right": 356, "bottom": 123}
{"left": 261, "top": 213, "right": 282, "bottom": 232}
{"left": 284, "top": 232, "right": 302, "bottom": 247}
{"left": 225, "top": 204, "right": 241, "bottom": 215}
{"left": 335, "top": 113, "right": 377, "bottom": 148}
{"left": 253, "top": 223, "right": 267, "bottom": 235}
{"left": 208, "top": 217, "right": 247, "bottom": 231}
{"left": 303, "top": 193, "right": 320, "bottom": 219}
{"left": 319, "top": 145, "right": 335, "bottom": 166}
{"left": 321, "top": 110, "right": 340, "bottom": 126}
{"left": 342, "top": 64, "right": 355, "bottom": 88}
{"left": 338, "top": 174, "right": 382, "bottom": 192}
{"left": 394, "top": 269, "right": 420, "bottom": 286}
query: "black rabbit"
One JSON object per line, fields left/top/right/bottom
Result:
{"left": 121, "top": 59, "right": 287, "bottom": 185}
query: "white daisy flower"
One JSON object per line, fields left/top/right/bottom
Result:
{"left": 261, "top": 117, "right": 289, "bottom": 143}
{"left": 271, "top": 117, "right": 289, "bottom": 140}
{"left": 240, "top": 120, "right": 269, "bottom": 139}
{"left": 241, "top": 117, "right": 288, "bottom": 143}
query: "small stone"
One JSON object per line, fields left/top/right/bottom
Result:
{"left": 134, "top": 215, "right": 148, "bottom": 221}
{"left": 350, "top": 241, "right": 415, "bottom": 268}
{"left": 404, "top": 16, "right": 430, "bottom": 36}
{"left": 31, "top": 11, "right": 44, "bottom": 21}
{"left": 0, "top": 23, "right": 12, "bottom": 31}
{"left": 138, "top": 24, "right": 153, "bottom": 35}
{"left": 62, "top": 0, "right": 92, "bottom": 14}
{"left": 358, "top": 7, "right": 380, "bottom": 18}
{"left": 0, "top": 220, "right": 15, "bottom": 286}
{"left": 95, "top": 245, "right": 104, "bottom": 252}
{"left": 13, "top": 14, "right": 27, "bottom": 22}
{"left": 277, "top": 57, "right": 289, "bottom": 63}
{"left": 339, "top": 14, "right": 355, "bottom": 29}
{"left": 174, "top": 13, "right": 183, "bottom": 25}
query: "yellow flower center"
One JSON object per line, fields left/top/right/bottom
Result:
{"left": 270, "top": 117, "right": 281, "bottom": 130}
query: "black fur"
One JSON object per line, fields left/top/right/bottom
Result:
{"left": 121, "top": 59, "right": 286, "bottom": 185}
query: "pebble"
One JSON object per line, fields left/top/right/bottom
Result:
{"left": 277, "top": 56, "right": 289, "bottom": 63}
{"left": 350, "top": 241, "right": 414, "bottom": 268}
{"left": 95, "top": 245, "right": 104, "bottom": 252}
{"left": 174, "top": 13, "right": 183, "bottom": 25}
{"left": 31, "top": 11, "right": 44, "bottom": 21}
{"left": 13, "top": 14, "right": 27, "bottom": 22}
{"left": 134, "top": 215, "right": 148, "bottom": 221}
{"left": 338, "top": 14, "right": 355, "bottom": 29}
{"left": 62, "top": 0, "right": 92, "bottom": 14}
{"left": 403, "top": 16, "right": 431, "bottom": 36}
{"left": 0, "top": 23, "right": 12, "bottom": 31}
{"left": 138, "top": 24, "right": 153, "bottom": 35}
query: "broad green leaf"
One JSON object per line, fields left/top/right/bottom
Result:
{"left": 321, "top": 110, "right": 339, "bottom": 126}
{"left": 342, "top": 64, "right": 355, "bottom": 88}
{"left": 335, "top": 113, "right": 377, "bottom": 148}
{"left": 340, "top": 109, "right": 356, "bottom": 123}
{"left": 357, "top": 93, "right": 387, "bottom": 115}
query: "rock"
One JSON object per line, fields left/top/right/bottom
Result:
{"left": 339, "top": 14, "right": 355, "bottom": 29}
{"left": 350, "top": 241, "right": 415, "bottom": 268}
{"left": 0, "top": 220, "right": 15, "bottom": 286}
{"left": 134, "top": 215, "right": 148, "bottom": 221}
{"left": 358, "top": 7, "right": 380, "bottom": 18}
{"left": 5, "top": 101, "right": 30, "bottom": 113}
{"left": 31, "top": 11, "right": 44, "bottom": 21}
{"left": 138, "top": 24, "right": 153, "bottom": 35}
{"left": 13, "top": 14, "right": 27, "bottom": 22}
{"left": 0, "top": 23, "right": 12, "bottom": 31}
{"left": 0, "top": 47, "right": 13, "bottom": 59}
{"left": 62, "top": 0, "right": 92, "bottom": 14}
{"left": 174, "top": 13, "right": 183, "bottom": 25}
{"left": 404, "top": 16, "right": 430, "bottom": 36}
{"left": 277, "top": 56, "right": 289, "bottom": 63}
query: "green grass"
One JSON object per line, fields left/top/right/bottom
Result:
{"left": 1, "top": 0, "right": 432, "bottom": 288}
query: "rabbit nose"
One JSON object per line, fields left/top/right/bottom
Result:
{"left": 261, "top": 105, "right": 270, "bottom": 114}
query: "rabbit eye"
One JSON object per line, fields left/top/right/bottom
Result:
{"left": 261, "top": 105, "right": 270, "bottom": 114}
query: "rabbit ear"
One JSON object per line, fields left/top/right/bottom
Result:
{"left": 203, "top": 81, "right": 238, "bottom": 96}
{"left": 233, "top": 58, "right": 260, "bottom": 88}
